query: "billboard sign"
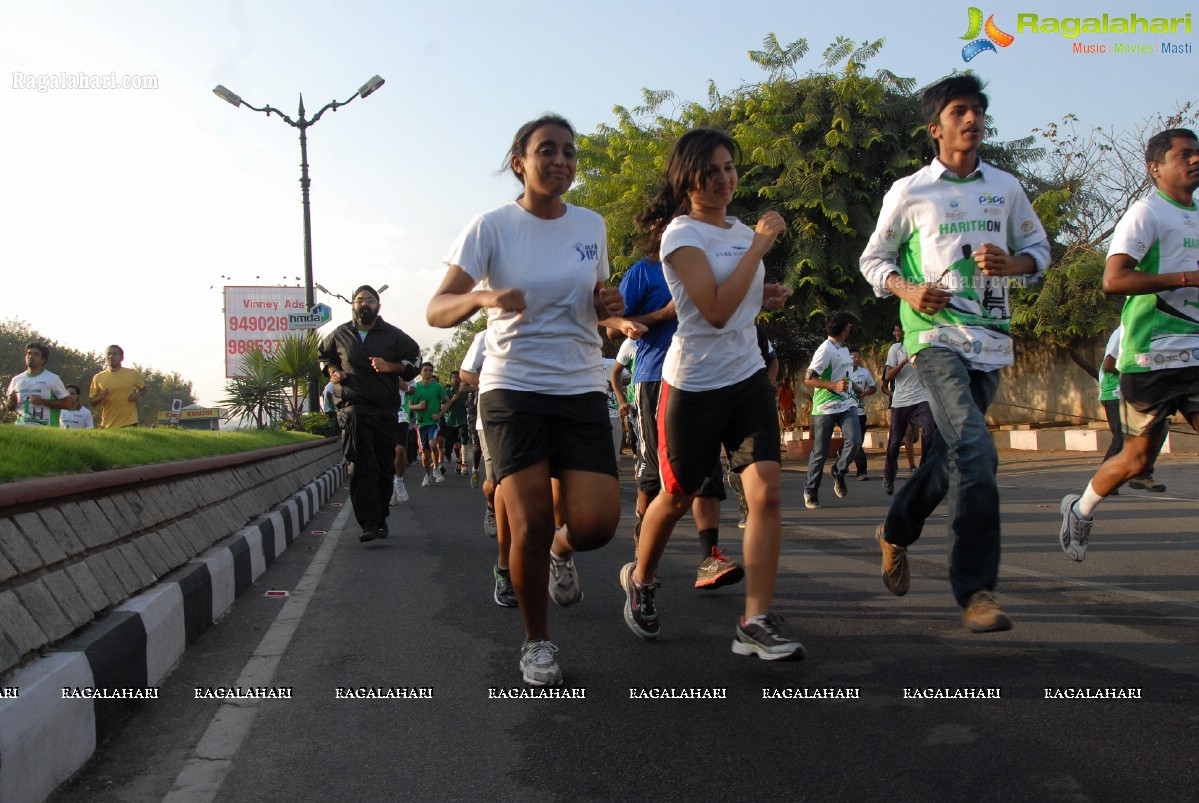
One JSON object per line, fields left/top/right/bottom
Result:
{"left": 224, "top": 286, "right": 308, "bottom": 377}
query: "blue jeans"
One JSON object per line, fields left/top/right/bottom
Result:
{"left": 882, "top": 347, "right": 1000, "bottom": 607}
{"left": 805, "top": 408, "right": 861, "bottom": 494}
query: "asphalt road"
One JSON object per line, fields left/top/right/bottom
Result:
{"left": 51, "top": 451, "right": 1199, "bottom": 802}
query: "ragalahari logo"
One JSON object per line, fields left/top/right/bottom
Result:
{"left": 960, "top": 7, "right": 1015, "bottom": 61}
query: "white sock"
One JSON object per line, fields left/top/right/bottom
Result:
{"left": 1075, "top": 482, "right": 1104, "bottom": 520}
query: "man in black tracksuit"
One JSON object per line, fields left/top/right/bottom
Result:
{"left": 319, "top": 285, "right": 421, "bottom": 542}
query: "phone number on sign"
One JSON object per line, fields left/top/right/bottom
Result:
{"left": 227, "top": 339, "right": 284, "bottom": 356}
{"left": 228, "top": 315, "right": 289, "bottom": 332}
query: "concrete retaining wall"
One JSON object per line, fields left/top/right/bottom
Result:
{"left": 0, "top": 440, "right": 345, "bottom": 803}
{"left": 0, "top": 440, "right": 341, "bottom": 678}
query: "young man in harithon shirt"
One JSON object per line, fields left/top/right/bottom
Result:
{"left": 859, "top": 75, "right": 1050, "bottom": 633}
{"left": 1059, "top": 128, "right": 1199, "bottom": 562}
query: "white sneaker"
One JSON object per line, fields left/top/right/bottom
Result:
{"left": 1058, "top": 494, "right": 1091, "bottom": 562}
{"left": 434, "top": 471, "right": 445, "bottom": 484}
{"left": 421, "top": 474, "right": 432, "bottom": 488}
{"left": 391, "top": 480, "right": 408, "bottom": 505}
{"left": 548, "top": 551, "right": 582, "bottom": 607}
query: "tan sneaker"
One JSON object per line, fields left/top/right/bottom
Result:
{"left": 961, "top": 590, "right": 1012, "bottom": 633}
{"left": 876, "top": 523, "right": 909, "bottom": 597}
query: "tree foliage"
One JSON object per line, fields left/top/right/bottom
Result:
{"left": 426, "top": 314, "right": 487, "bottom": 381}
{"left": 270, "top": 332, "right": 320, "bottom": 424}
{"left": 0, "top": 318, "right": 196, "bottom": 426}
{"left": 220, "top": 348, "right": 288, "bottom": 429}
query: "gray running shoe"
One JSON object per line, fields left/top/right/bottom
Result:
{"left": 493, "top": 564, "right": 517, "bottom": 608}
{"left": 620, "top": 561, "right": 659, "bottom": 640}
{"left": 1058, "top": 493, "right": 1091, "bottom": 562}
{"left": 732, "top": 613, "right": 804, "bottom": 661}
{"left": 483, "top": 503, "right": 497, "bottom": 538}
{"left": 548, "top": 552, "right": 582, "bottom": 606}
{"left": 519, "top": 639, "right": 562, "bottom": 686}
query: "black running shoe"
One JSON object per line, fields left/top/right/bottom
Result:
{"left": 620, "top": 561, "right": 659, "bottom": 640}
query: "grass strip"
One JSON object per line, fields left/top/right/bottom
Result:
{"left": 0, "top": 427, "right": 324, "bottom": 483}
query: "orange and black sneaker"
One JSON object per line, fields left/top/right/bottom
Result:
{"left": 695, "top": 546, "right": 745, "bottom": 590}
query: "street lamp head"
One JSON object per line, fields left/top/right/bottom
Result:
{"left": 213, "top": 85, "right": 243, "bottom": 107}
{"left": 357, "top": 75, "right": 385, "bottom": 99}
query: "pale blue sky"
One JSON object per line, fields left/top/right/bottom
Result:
{"left": 0, "top": 0, "right": 1193, "bottom": 407}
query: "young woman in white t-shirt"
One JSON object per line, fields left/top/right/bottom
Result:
{"left": 620, "top": 127, "right": 803, "bottom": 661}
{"left": 427, "top": 114, "right": 639, "bottom": 686}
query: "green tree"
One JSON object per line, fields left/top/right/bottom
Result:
{"left": 220, "top": 348, "right": 287, "bottom": 429}
{"left": 427, "top": 314, "right": 486, "bottom": 381}
{"left": 271, "top": 332, "right": 320, "bottom": 424}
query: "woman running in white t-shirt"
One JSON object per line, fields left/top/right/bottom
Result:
{"left": 428, "top": 114, "right": 636, "bottom": 686}
{"left": 620, "top": 127, "right": 803, "bottom": 660}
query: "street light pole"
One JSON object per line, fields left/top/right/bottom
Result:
{"left": 213, "top": 75, "right": 385, "bottom": 412}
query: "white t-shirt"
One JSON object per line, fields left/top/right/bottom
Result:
{"left": 59, "top": 406, "right": 94, "bottom": 429}
{"left": 808, "top": 339, "right": 855, "bottom": 415}
{"left": 461, "top": 331, "right": 487, "bottom": 432}
{"left": 850, "top": 365, "right": 876, "bottom": 415}
{"left": 885, "top": 341, "right": 928, "bottom": 407}
{"left": 660, "top": 215, "right": 764, "bottom": 391}
{"left": 7, "top": 369, "right": 68, "bottom": 426}
{"left": 445, "top": 202, "right": 609, "bottom": 395}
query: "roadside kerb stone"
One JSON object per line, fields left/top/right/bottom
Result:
{"left": 100, "top": 548, "right": 143, "bottom": 597}
{"left": 60, "top": 499, "right": 120, "bottom": 550}
{"left": 41, "top": 571, "right": 95, "bottom": 631}
{"left": 0, "top": 519, "right": 42, "bottom": 574}
{"left": 0, "top": 590, "right": 49, "bottom": 656}
{"left": 34, "top": 507, "right": 86, "bottom": 555}
{"left": 133, "top": 535, "right": 173, "bottom": 578}
{"left": 64, "top": 562, "right": 110, "bottom": 613}
{"left": 116, "top": 543, "right": 157, "bottom": 587}
{"left": 82, "top": 554, "right": 125, "bottom": 607}
{"left": 11, "top": 512, "right": 68, "bottom": 567}
{"left": 13, "top": 580, "right": 74, "bottom": 643}
{"left": 94, "top": 495, "right": 139, "bottom": 536}
{"left": 0, "top": 550, "right": 16, "bottom": 585}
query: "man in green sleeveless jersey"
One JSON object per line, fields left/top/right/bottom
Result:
{"left": 1060, "top": 128, "right": 1199, "bottom": 562}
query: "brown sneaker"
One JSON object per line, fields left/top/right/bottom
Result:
{"left": 876, "top": 523, "right": 909, "bottom": 596}
{"left": 961, "top": 590, "right": 1012, "bottom": 633}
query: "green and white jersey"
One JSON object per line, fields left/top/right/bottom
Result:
{"left": 808, "top": 339, "right": 855, "bottom": 415}
{"left": 860, "top": 159, "right": 1049, "bottom": 371}
{"left": 1111, "top": 191, "right": 1199, "bottom": 373}
{"left": 1097, "top": 326, "right": 1122, "bottom": 402}
{"left": 6, "top": 369, "right": 68, "bottom": 426}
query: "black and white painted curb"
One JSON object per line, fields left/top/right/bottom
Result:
{"left": 0, "top": 463, "right": 347, "bottom": 803}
